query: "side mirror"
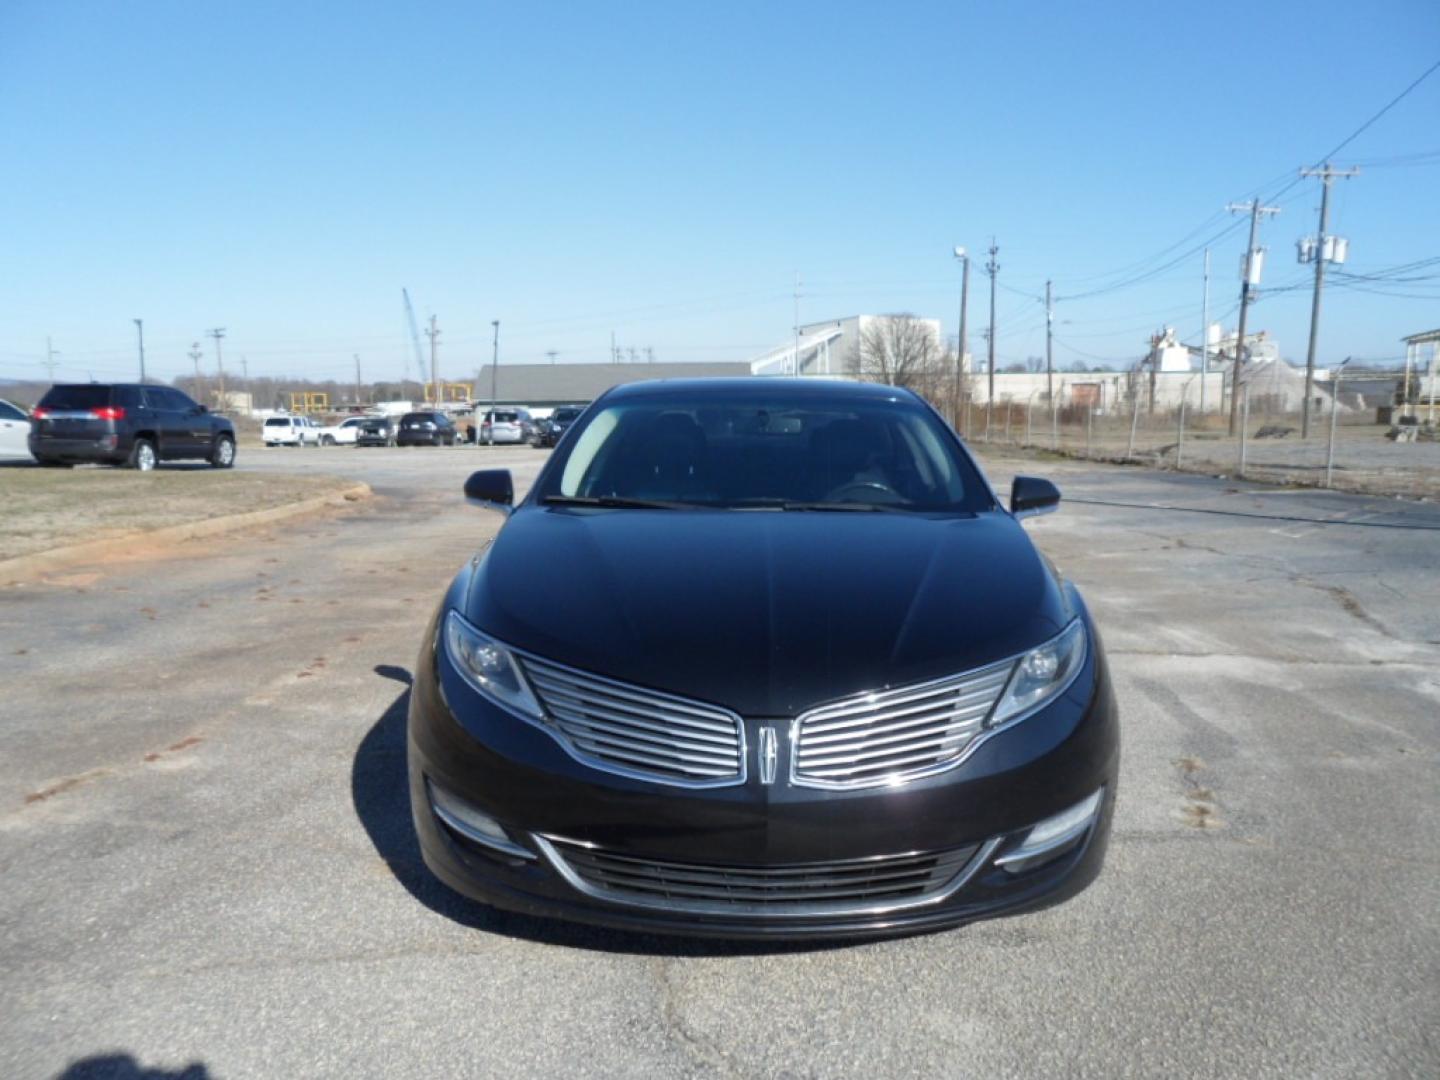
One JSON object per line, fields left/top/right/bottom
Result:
{"left": 192, "top": 404, "right": 208, "bottom": 415}
{"left": 464, "top": 469, "right": 515, "bottom": 514}
{"left": 1010, "top": 475, "right": 1060, "bottom": 520}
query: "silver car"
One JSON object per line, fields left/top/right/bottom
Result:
{"left": 479, "top": 408, "right": 533, "bottom": 445}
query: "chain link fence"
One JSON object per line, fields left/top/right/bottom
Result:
{"left": 956, "top": 391, "right": 1440, "bottom": 499}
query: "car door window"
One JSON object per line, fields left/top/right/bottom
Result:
{"left": 0, "top": 401, "right": 24, "bottom": 421}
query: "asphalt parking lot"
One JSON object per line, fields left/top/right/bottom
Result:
{"left": 2, "top": 444, "right": 1436, "bottom": 1078}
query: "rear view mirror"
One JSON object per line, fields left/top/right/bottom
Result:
{"left": 464, "top": 469, "right": 515, "bottom": 514}
{"left": 1010, "top": 475, "right": 1060, "bottom": 520}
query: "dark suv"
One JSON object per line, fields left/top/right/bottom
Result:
{"left": 396, "top": 411, "right": 459, "bottom": 447}
{"left": 29, "top": 383, "right": 237, "bottom": 471}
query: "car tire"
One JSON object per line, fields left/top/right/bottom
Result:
{"left": 127, "top": 438, "right": 157, "bottom": 472}
{"left": 211, "top": 434, "right": 236, "bottom": 469}
{"left": 322, "top": 435, "right": 336, "bottom": 447}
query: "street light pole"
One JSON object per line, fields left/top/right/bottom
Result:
{"left": 488, "top": 320, "right": 500, "bottom": 446}
{"left": 953, "top": 247, "right": 969, "bottom": 429}
{"left": 985, "top": 239, "right": 999, "bottom": 406}
{"left": 133, "top": 319, "right": 146, "bottom": 383}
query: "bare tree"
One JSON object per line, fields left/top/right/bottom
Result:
{"left": 853, "top": 314, "right": 945, "bottom": 395}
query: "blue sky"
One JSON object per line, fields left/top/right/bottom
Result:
{"left": 1, "top": 0, "right": 1437, "bottom": 385}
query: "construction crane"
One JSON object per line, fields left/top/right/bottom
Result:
{"left": 401, "top": 288, "right": 427, "bottom": 394}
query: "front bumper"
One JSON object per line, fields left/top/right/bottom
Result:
{"left": 407, "top": 618, "right": 1119, "bottom": 941}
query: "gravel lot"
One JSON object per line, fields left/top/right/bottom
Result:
{"left": 1, "top": 443, "right": 1436, "bottom": 1079}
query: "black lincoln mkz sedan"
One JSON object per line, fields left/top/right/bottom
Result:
{"left": 408, "top": 378, "right": 1117, "bottom": 940}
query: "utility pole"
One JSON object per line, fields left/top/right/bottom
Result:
{"left": 208, "top": 328, "right": 227, "bottom": 403}
{"left": 1300, "top": 163, "right": 1359, "bottom": 437}
{"left": 953, "top": 247, "right": 969, "bottom": 428}
{"left": 354, "top": 354, "right": 363, "bottom": 405}
{"left": 546, "top": 350, "right": 558, "bottom": 365}
{"left": 985, "top": 239, "right": 999, "bottom": 406}
{"left": 1044, "top": 280, "right": 1054, "bottom": 406}
{"left": 1224, "top": 201, "right": 1280, "bottom": 435}
{"left": 189, "top": 342, "right": 205, "bottom": 403}
{"left": 489, "top": 320, "right": 500, "bottom": 437}
{"left": 1200, "top": 248, "right": 1210, "bottom": 415}
{"left": 44, "top": 337, "right": 59, "bottom": 383}
{"left": 133, "top": 319, "right": 146, "bottom": 383}
{"left": 241, "top": 356, "right": 250, "bottom": 407}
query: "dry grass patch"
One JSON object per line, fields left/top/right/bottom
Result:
{"left": 0, "top": 466, "right": 351, "bottom": 560}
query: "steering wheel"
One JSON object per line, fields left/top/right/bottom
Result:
{"left": 826, "top": 480, "right": 899, "bottom": 502}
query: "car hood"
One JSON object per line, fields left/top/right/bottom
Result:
{"left": 466, "top": 508, "right": 1073, "bottom": 717}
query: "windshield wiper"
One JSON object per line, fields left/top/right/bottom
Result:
{"left": 541, "top": 494, "right": 705, "bottom": 510}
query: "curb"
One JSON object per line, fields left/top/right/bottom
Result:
{"left": 0, "top": 482, "right": 373, "bottom": 584}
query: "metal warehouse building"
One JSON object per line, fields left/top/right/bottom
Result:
{"left": 473, "top": 362, "right": 754, "bottom": 408}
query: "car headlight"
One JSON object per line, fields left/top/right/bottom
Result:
{"left": 989, "top": 618, "right": 1087, "bottom": 727}
{"left": 443, "top": 611, "right": 544, "bottom": 721}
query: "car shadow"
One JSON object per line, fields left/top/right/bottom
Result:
{"left": 52, "top": 1053, "right": 210, "bottom": 1079}
{"left": 351, "top": 665, "right": 846, "bottom": 957}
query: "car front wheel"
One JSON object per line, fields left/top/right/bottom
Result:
{"left": 211, "top": 435, "right": 236, "bottom": 469}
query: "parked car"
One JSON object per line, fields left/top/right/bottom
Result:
{"left": 478, "top": 408, "right": 534, "bottom": 445}
{"left": 317, "top": 416, "right": 369, "bottom": 446}
{"left": 262, "top": 415, "right": 321, "bottom": 446}
{"left": 28, "top": 383, "right": 236, "bottom": 471}
{"left": 0, "top": 398, "right": 32, "bottom": 460}
{"left": 409, "top": 378, "right": 1117, "bottom": 940}
{"left": 355, "top": 416, "right": 397, "bottom": 447}
{"left": 531, "top": 405, "right": 585, "bottom": 448}
{"left": 397, "top": 411, "right": 459, "bottom": 446}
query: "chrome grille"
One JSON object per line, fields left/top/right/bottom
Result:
{"left": 540, "top": 837, "right": 983, "bottom": 917}
{"left": 792, "top": 660, "right": 1014, "bottom": 789}
{"left": 520, "top": 656, "right": 745, "bottom": 786}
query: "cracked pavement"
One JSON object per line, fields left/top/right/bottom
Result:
{"left": 1, "top": 445, "right": 1436, "bottom": 1078}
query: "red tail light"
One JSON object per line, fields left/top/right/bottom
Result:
{"left": 91, "top": 406, "right": 126, "bottom": 421}
{"left": 31, "top": 407, "right": 51, "bottom": 419}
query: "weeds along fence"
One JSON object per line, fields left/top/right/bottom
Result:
{"left": 956, "top": 391, "right": 1439, "bottom": 500}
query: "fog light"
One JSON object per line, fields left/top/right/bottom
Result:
{"left": 994, "top": 788, "right": 1104, "bottom": 874}
{"left": 427, "top": 780, "right": 534, "bottom": 861}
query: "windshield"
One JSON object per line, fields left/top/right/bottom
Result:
{"left": 538, "top": 389, "right": 991, "bottom": 512}
{"left": 264, "top": 417, "right": 291, "bottom": 427}
{"left": 553, "top": 408, "right": 581, "bottom": 422}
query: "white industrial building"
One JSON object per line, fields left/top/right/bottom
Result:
{"left": 963, "top": 326, "right": 1350, "bottom": 416}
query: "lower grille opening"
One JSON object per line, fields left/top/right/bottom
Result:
{"left": 541, "top": 838, "right": 984, "bottom": 917}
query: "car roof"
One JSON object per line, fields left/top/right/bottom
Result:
{"left": 601, "top": 377, "right": 918, "bottom": 404}
{"left": 49, "top": 382, "right": 153, "bottom": 390}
